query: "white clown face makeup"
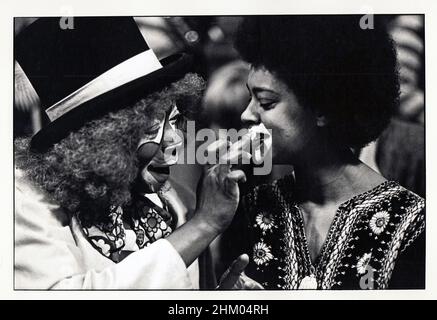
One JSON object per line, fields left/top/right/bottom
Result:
{"left": 137, "top": 105, "right": 184, "bottom": 193}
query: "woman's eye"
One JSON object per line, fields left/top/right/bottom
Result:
{"left": 259, "top": 101, "right": 276, "bottom": 109}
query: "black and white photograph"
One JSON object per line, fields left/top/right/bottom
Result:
{"left": 1, "top": 0, "right": 436, "bottom": 305}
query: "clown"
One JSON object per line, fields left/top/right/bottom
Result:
{"left": 14, "top": 17, "right": 259, "bottom": 289}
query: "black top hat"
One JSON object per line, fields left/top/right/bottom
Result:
{"left": 15, "top": 17, "right": 193, "bottom": 152}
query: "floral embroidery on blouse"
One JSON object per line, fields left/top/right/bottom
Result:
{"left": 253, "top": 241, "right": 274, "bottom": 266}
{"left": 356, "top": 252, "right": 373, "bottom": 275}
{"left": 240, "top": 177, "right": 425, "bottom": 290}
{"left": 369, "top": 211, "right": 390, "bottom": 235}
{"left": 255, "top": 211, "right": 276, "bottom": 233}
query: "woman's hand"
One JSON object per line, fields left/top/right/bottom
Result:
{"left": 217, "top": 254, "right": 264, "bottom": 290}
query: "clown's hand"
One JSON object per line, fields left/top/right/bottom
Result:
{"left": 217, "top": 254, "right": 264, "bottom": 290}
{"left": 194, "top": 138, "right": 247, "bottom": 234}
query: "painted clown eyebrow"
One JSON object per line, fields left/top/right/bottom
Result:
{"left": 168, "top": 105, "right": 181, "bottom": 120}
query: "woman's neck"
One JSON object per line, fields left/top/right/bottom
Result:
{"left": 293, "top": 145, "right": 385, "bottom": 206}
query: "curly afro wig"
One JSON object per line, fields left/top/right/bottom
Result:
{"left": 15, "top": 73, "right": 205, "bottom": 225}
{"left": 235, "top": 15, "right": 400, "bottom": 149}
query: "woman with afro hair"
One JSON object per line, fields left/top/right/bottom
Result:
{"left": 221, "top": 15, "right": 425, "bottom": 289}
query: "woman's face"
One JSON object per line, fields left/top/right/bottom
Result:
{"left": 137, "top": 106, "right": 183, "bottom": 192}
{"left": 242, "top": 66, "right": 319, "bottom": 164}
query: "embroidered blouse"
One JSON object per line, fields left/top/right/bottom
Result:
{"left": 223, "top": 176, "right": 425, "bottom": 289}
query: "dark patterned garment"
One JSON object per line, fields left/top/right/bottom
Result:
{"left": 78, "top": 194, "right": 176, "bottom": 263}
{"left": 223, "top": 176, "right": 425, "bottom": 289}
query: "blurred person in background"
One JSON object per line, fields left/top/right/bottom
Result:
{"left": 14, "top": 18, "right": 42, "bottom": 138}
{"left": 359, "top": 15, "right": 425, "bottom": 197}
{"left": 201, "top": 60, "right": 250, "bottom": 133}
{"left": 389, "top": 15, "right": 424, "bottom": 124}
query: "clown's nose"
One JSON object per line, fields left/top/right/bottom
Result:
{"left": 137, "top": 142, "right": 160, "bottom": 166}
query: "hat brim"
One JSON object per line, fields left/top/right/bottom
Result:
{"left": 30, "top": 53, "right": 193, "bottom": 152}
